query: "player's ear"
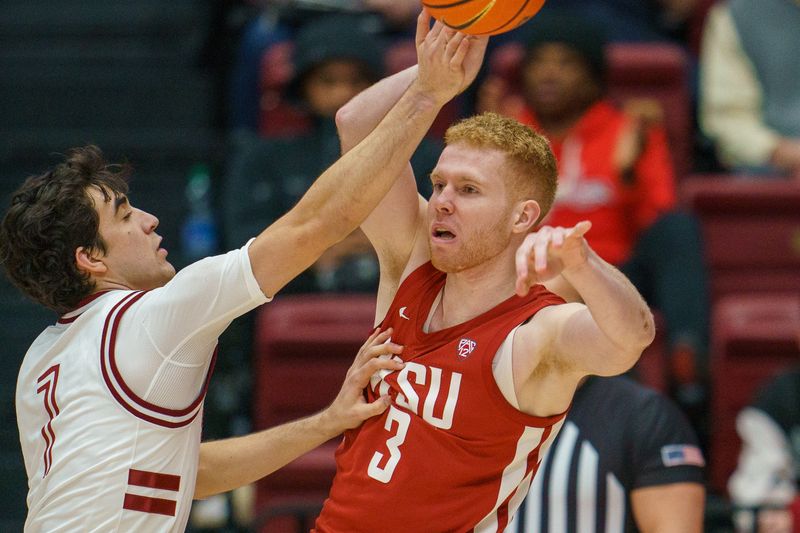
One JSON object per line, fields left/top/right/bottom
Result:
{"left": 511, "top": 199, "right": 540, "bottom": 234}
{"left": 75, "top": 246, "right": 108, "bottom": 276}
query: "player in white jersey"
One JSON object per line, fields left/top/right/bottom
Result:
{"left": 1, "top": 15, "right": 488, "bottom": 531}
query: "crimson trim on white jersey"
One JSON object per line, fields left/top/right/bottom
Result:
{"left": 36, "top": 364, "right": 61, "bottom": 477}
{"left": 122, "top": 468, "right": 181, "bottom": 516}
{"left": 57, "top": 290, "right": 112, "bottom": 324}
{"left": 100, "top": 291, "right": 217, "bottom": 428}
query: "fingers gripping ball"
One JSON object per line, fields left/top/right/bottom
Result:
{"left": 423, "top": 0, "right": 546, "bottom": 36}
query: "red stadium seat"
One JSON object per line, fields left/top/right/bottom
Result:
{"left": 707, "top": 293, "right": 800, "bottom": 494}
{"left": 486, "top": 42, "right": 692, "bottom": 178}
{"left": 681, "top": 176, "right": 800, "bottom": 302}
{"left": 252, "top": 294, "right": 377, "bottom": 528}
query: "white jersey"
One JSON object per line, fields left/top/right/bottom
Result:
{"left": 16, "top": 242, "right": 268, "bottom": 532}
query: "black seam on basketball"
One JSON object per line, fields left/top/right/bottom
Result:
{"left": 480, "top": 0, "right": 534, "bottom": 35}
{"left": 441, "top": 0, "right": 495, "bottom": 30}
{"left": 422, "top": 0, "right": 479, "bottom": 9}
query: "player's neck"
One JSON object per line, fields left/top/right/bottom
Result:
{"left": 91, "top": 275, "right": 139, "bottom": 293}
{"left": 432, "top": 255, "right": 516, "bottom": 331}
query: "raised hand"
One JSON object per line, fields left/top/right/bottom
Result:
{"left": 323, "top": 328, "right": 404, "bottom": 433}
{"left": 515, "top": 221, "right": 592, "bottom": 296}
{"left": 414, "top": 11, "right": 488, "bottom": 105}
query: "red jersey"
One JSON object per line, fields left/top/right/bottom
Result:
{"left": 519, "top": 101, "right": 676, "bottom": 265}
{"left": 315, "top": 263, "right": 567, "bottom": 533}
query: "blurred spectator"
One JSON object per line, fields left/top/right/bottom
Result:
{"left": 505, "top": 376, "right": 706, "bottom": 533}
{"left": 228, "top": 0, "right": 421, "bottom": 132}
{"left": 223, "top": 14, "right": 438, "bottom": 294}
{"left": 699, "top": 0, "right": 800, "bottom": 178}
{"left": 729, "top": 365, "right": 800, "bottom": 533}
{"left": 477, "top": 12, "right": 710, "bottom": 441}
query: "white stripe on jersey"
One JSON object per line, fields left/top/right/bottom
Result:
{"left": 549, "top": 422, "right": 579, "bottom": 533}
{"left": 606, "top": 473, "right": 626, "bottom": 532}
{"left": 577, "top": 440, "right": 599, "bottom": 532}
{"left": 475, "top": 418, "right": 564, "bottom": 533}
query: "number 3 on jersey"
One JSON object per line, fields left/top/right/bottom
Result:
{"left": 367, "top": 406, "right": 410, "bottom": 483}
{"left": 37, "top": 364, "right": 61, "bottom": 477}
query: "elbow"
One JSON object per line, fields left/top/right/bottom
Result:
{"left": 613, "top": 308, "right": 656, "bottom": 374}
{"left": 639, "top": 307, "right": 657, "bottom": 350}
{"left": 335, "top": 104, "right": 358, "bottom": 152}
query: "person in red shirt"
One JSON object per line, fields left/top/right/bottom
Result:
{"left": 479, "top": 11, "right": 710, "bottom": 446}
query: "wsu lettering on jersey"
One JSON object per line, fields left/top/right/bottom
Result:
{"left": 367, "top": 360, "right": 463, "bottom": 483}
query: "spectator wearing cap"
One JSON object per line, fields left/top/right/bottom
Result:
{"left": 477, "top": 11, "right": 711, "bottom": 443}
{"left": 223, "top": 14, "right": 440, "bottom": 294}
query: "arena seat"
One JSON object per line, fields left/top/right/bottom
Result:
{"left": 681, "top": 176, "right": 800, "bottom": 302}
{"left": 252, "top": 294, "right": 377, "bottom": 527}
{"left": 486, "top": 41, "right": 692, "bottom": 179}
{"left": 707, "top": 293, "right": 800, "bottom": 494}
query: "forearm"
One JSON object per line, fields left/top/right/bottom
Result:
{"left": 295, "top": 82, "right": 439, "bottom": 237}
{"left": 562, "top": 249, "right": 655, "bottom": 352}
{"left": 337, "top": 66, "right": 419, "bottom": 153}
{"left": 249, "top": 83, "right": 441, "bottom": 295}
{"left": 194, "top": 410, "right": 338, "bottom": 499}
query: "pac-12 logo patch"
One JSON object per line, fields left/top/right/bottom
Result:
{"left": 457, "top": 338, "right": 477, "bottom": 359}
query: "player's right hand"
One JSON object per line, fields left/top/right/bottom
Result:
{"left": 414, "top": 11, "right": 488, "bottom": 106}
{"left": 322, "top": 328, "right": 404, "bottom": 434}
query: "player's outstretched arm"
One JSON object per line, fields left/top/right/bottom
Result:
{"left": 194, "top": 329, "right": 404, "bottom": 499}
{"left": 249, "top": 12, "right": 479, "bottom": 298}
{"left": 517, "top": 221, "right": 655, "bottom": 377}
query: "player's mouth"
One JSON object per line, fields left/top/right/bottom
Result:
{"left": 431, "top": 225, "right": 457, "bottom": 243}
{"left": 156, "top": 237, "right": 168, "bottom": 257}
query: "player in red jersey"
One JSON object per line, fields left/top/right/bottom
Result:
{"left": 1, "top": 13, "right": 482, "bottom": 531}
{"left": 313, "top": 19, "right": 656, "bottom": 533}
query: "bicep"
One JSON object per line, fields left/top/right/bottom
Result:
{"left": 361, "top": 164, "right": 428, "bottom": 282}
{"left": 631, "top": 483, "right": 705, "bottom": 533}
{"left": 538, "top": 303, "right": 639, "bottom": 377}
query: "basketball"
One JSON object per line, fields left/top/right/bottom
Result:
{"left": 423, "top": 0, "right": 546, "bottom": 36}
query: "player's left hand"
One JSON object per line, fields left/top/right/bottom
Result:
{"left": 515, "top": 221, "right": 592, "bottom": 296}
{"left": 322, "top": 328, "right": 404, "bottom": 434}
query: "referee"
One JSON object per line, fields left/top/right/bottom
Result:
{"left": 506, "top": 376, "right": 705, "bottom": 533}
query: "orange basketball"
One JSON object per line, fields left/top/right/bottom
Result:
{"left": 423, "top": 0, "right": 547, "bottom": 36}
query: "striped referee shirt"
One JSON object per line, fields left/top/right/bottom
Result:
{"left": 506, "top": 376, "right": 705, "bottom": 533}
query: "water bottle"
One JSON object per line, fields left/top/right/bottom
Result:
{"left": 181, "top": 163, "right": 218, "bottom": 263}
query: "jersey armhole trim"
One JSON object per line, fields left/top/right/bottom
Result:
{"left": 100, "top": 291, "right": 216, "bottom": 428}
